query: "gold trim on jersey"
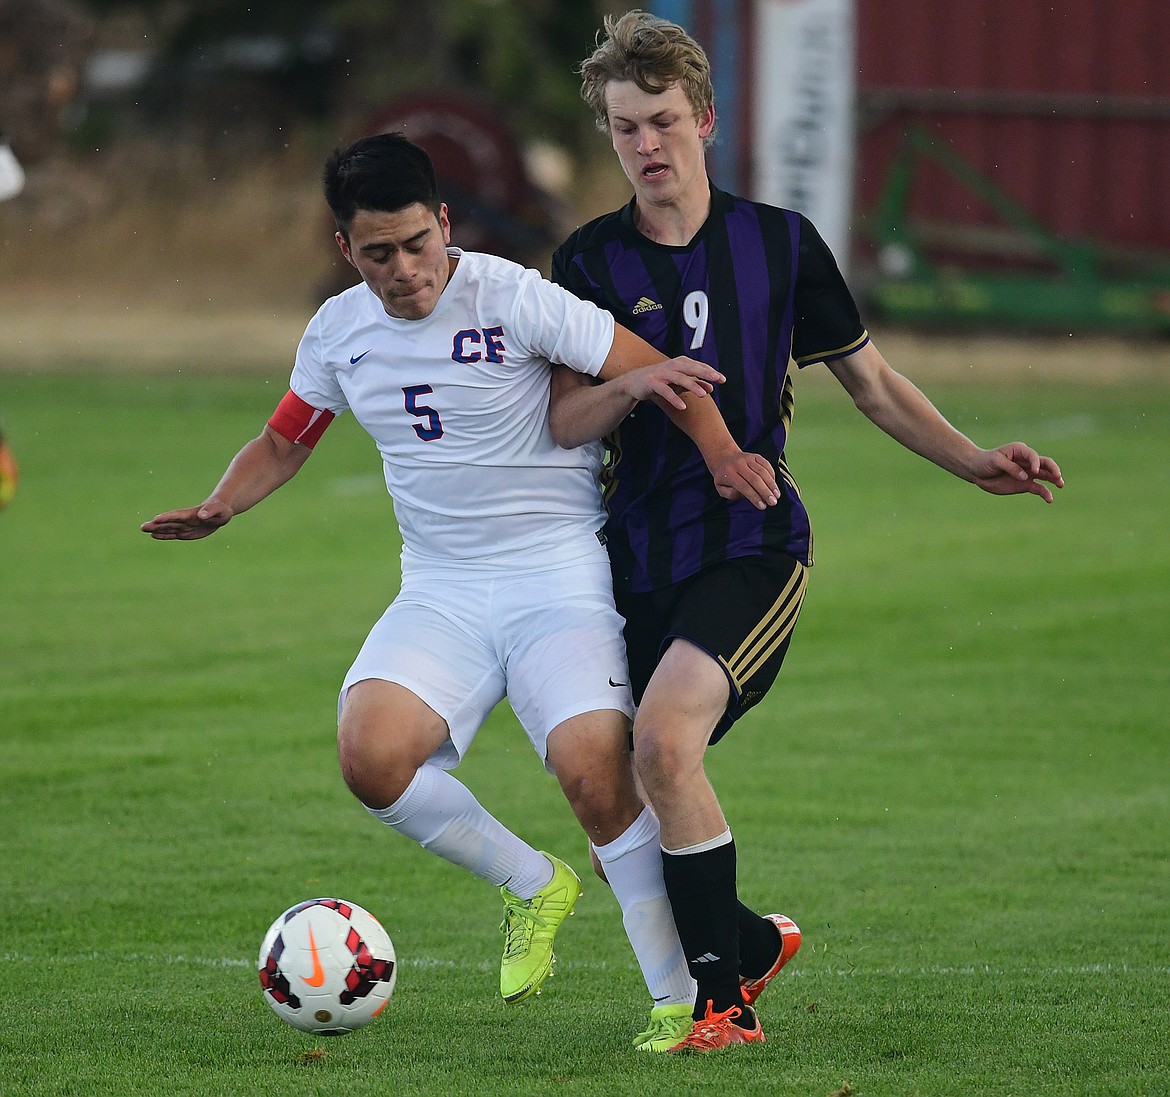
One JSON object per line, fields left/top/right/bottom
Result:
{"left": 776, "top": 369, "right": 814, "bottom": 564}
{"left": 793, "top": 329, "right": 870, "bottom": 367}
{"left": 777, "top": 456, "right": 801, "bottom": 498}
{"left": 780, "top": 370, "right": 796, "bottom": 433}
{"left": 777, "top": 370, "right": 801, "bottom": 495}
{"left": 718, "top": 561, "right": 808, "bottom": 688}
{"left": 601, "top": 425, "right": 622, "bottom": 504}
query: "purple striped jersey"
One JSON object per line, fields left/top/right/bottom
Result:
{"left": 551, "top": 186, "right": 869, "bottom": 594}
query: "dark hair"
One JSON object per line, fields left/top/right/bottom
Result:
{"left": 323, "top": 132, "right": 441, "bottom": 236}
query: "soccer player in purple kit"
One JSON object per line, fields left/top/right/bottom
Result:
{"left": 549, "top": 10, "right": 1064, "bottom": 1052}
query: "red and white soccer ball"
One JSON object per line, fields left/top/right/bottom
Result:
{"left": 258, "top": 898, "right": 397, "bottom": 1035}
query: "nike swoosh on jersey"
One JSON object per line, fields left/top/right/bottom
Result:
{"left": 350, "top": 349, "right": 371, "bottom": 364}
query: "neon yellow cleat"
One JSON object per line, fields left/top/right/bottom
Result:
{"left": 632, "top": 1002, "right": 694, "bottom": 1052}
{"left": 499, "top": 852, "right": 581, "bottom": 1004}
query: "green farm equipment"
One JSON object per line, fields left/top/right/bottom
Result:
{"left": 866, "top": 126, "right": 1170, "bottom": 333}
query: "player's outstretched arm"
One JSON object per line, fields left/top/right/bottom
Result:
{"left": 827, "top": 341, "right": 1065, "bottom": 503}
{"left": 141, "top": 426, "right": 313, "bottom": 540}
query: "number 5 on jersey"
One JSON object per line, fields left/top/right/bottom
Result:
{"left": 403, "top": 385, "right": 443, "bottom": 441}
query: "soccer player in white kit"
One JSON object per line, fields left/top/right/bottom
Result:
{"left": 141, "top": 132, "right": 780, "bottom": 1039}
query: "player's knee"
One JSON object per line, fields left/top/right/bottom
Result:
{"left": 337, "top": 680, "right": 446, "bottom": 808}
{"left": 553, "top": 752, "right": 643, "bottom": 846}
{"left": 633, "top": 723, "right": 699, "bottom": 800}
{"left": 337, "top": 731, "right": 385, "bottom": 806}
{"left": 561, "top": 770, "right": 624, "bottom": 829}
{"left": 337, "top": 713, "right": 414, "bottom": 809}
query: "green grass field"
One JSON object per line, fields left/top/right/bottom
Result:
{"left": 2, "top": 367, "right": 1168, "bottom": 1096}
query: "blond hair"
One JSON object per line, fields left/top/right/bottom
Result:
{"left": 579, "top": 10, "right": 716, "bottom": 140}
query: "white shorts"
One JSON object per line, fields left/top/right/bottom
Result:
{"left": 339, "top": 550, "right": 634, "bottom": 772}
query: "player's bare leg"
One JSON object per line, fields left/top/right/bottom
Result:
{"left": 338, "top": 678, "right": 569, "bottom": 1002}
{"left": 549, "top": 710, "right": 695, "bottom": 1043}
{"left": 633, "top": 639, "right": 766, "bottom": 1048}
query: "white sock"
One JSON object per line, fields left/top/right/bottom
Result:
{"left": 592, "top": 806, "right": 697, "bottom": 1007}
{"left": 662, "top": 827, "right": 733, "bottom": 856}
{"left": 367, "top": 764, "right": 553, "bottom": 897}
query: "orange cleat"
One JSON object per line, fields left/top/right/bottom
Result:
{"left": 668, "top": 1000, "right": 764, "bottom": 1053}
{"left": 740, "top": 913, "right": 801, "bottom": 1007}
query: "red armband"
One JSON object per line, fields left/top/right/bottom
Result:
{"left": 268, "top": 390, "right": 335, "bottom": 448}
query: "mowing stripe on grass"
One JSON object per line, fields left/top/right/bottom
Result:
{"left": 5, "top": 951, "right": 1169, "bottom": 978}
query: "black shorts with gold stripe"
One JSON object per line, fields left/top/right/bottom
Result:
{"left": 616, "top": 553, "right": 808, "bottom": 745}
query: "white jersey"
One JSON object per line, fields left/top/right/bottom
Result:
{"left": 290, "top": 248, "right": 615, "bottom": 576}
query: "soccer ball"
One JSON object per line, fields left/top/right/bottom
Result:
{"left": 258, "top": 897, "right": 397, "bottom": 1035}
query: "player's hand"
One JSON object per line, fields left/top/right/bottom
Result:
{"left": 972, "top": 442, "right": 1065, "bottom": 503}
{"left": 140, "top": 499, "right": 234, "bottom": 540}
{"left": 709, "top": 450, "right": 780, "bottom": 509}
{"left": 618, "top": 356, "right": 724, "bottom": 410}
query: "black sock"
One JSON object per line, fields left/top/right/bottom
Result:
{"left": 661, "top": 839, "right": 746, "bottom": 1021}
{"left": 738, "top": 902, "right": 783, "bottom": 980}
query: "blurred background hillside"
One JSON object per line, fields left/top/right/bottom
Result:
{"left": 2, "top": 0, "right": 1170, "bottom": 372}
{"left": 0, "top": 0, "right": 634, "bottom": 320}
